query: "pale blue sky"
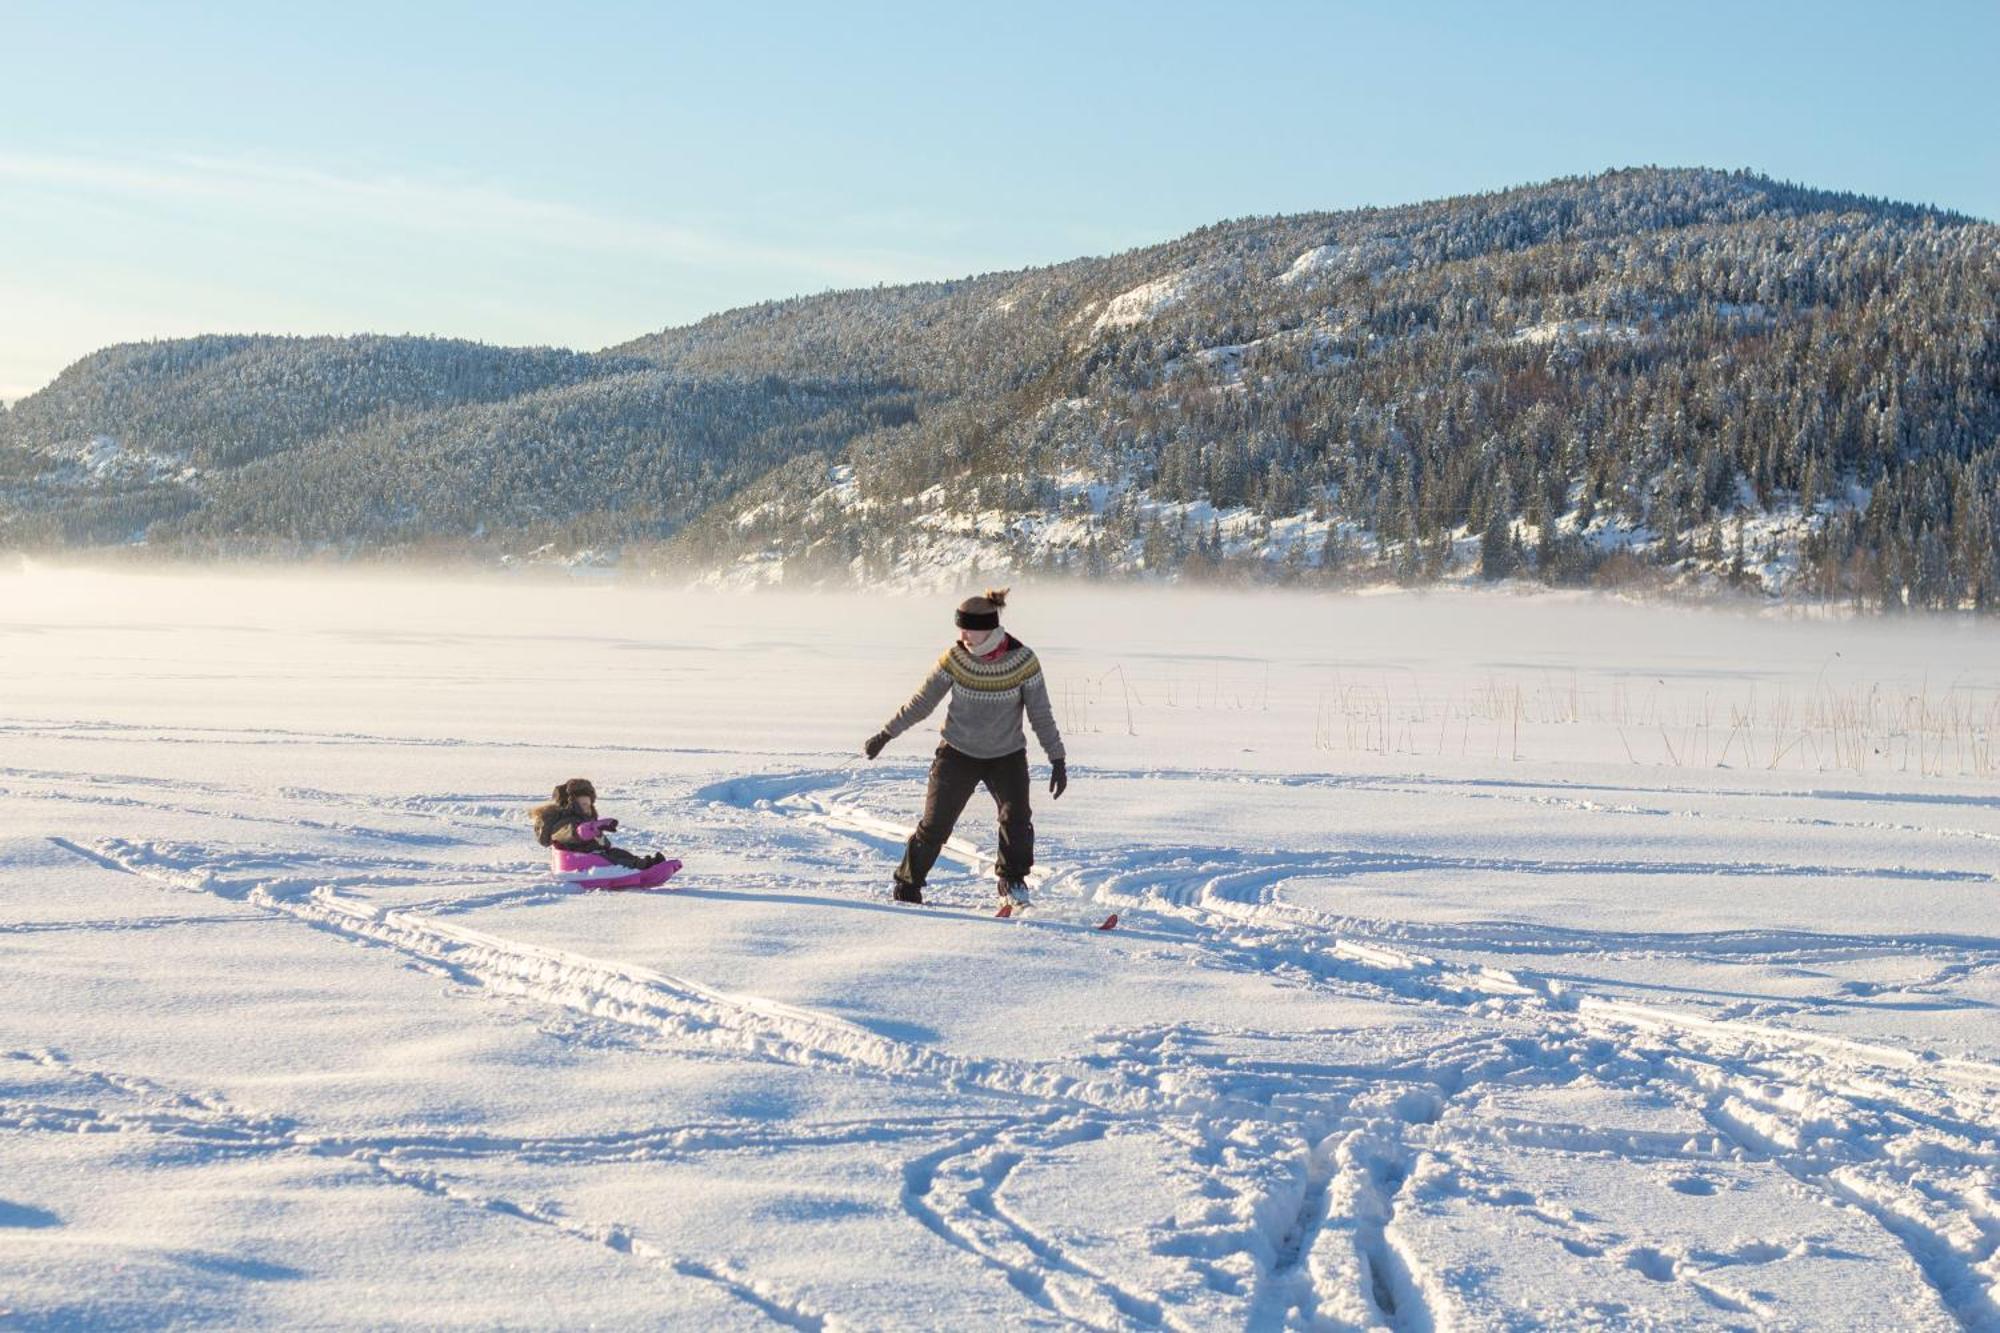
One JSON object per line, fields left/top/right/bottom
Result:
{"left": 2, "top": 0, "right": 1993, "bottom": 401}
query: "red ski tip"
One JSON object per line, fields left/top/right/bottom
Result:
{"left": 1097, "top": 913, "right": 1119, "bottom": 931}
{"left": 994, "top": 903, "right": 1014, "bottom": 919}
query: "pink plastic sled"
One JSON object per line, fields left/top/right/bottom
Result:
{"left": 550, "top": 848, "right": 683, "bottom": 891}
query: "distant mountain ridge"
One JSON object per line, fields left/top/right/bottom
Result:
{"left": 608, "top": 167, "right": 1961, "bottom": 387}
{"left": 4, "top": 167, "right": 1995, "bottom": 610}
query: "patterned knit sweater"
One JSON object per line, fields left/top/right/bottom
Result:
{"left": 882, "top": 635, "right": 1066, "bottom": 761}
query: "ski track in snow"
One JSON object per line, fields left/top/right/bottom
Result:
{"left": 8, "top": 753, "right": 2000, "bottom": 1327}
{"left": 0, "top": 1049, "right": 843, "bottom": 1331}
{"left": 701, "top": 767, "right": 2000, "bottom": 1328}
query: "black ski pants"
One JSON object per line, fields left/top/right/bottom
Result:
{"left": 894, "top": 744, "right": 1033, "bottom": 890}
{"left": 595, "top": 845, "right": 657, "bottom": 870}
{"left": 554, "top": 841, "right": 656, "bottom": 869}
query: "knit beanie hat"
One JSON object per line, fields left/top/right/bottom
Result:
{"left": 954, "top": 587, "right": 1008, "bottom": 631}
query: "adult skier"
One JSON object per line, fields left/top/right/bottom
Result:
{"left": 864, "top": 588, "right": 1068, "bottom": 909}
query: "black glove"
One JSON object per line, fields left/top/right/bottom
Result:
{"left": 1049, "top": 758, "right": 1068, "bottom": 800}
{"left": 599, "top": 818, "right": 619, "bottom": 833}
{"left": 864, "top": 731, "right": 890, "bottom": 760}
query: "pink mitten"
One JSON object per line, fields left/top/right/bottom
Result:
{"left": 576, "top": 818, "right": 610, "bottom": 840}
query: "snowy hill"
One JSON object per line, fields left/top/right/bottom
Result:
{"left": 3, "top": 167, "right": 1995, "bottom": 610}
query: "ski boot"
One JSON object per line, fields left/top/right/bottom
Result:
{"left": 893, "top": 882, "right": 924, "bottom": 904}
{"left": 996, "top": 880, "right": 1032, "bottom": 916}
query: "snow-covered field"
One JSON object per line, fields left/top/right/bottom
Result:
{"left": 4, "top": 567, "right": 1999, "bottom": 1329}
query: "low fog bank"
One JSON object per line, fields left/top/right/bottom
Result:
{"left": 4, "top": 557, "right": 1996, "bottom": 661}
{"left": 4, "top": 563, "right": 1997, "bottom": 785}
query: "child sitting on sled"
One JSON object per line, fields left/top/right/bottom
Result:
{"left": 532, "top": 778, "right": 680, "bottom": 889}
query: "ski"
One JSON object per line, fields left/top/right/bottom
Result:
{"left": 994, "top": 902, "right": 1119, "bottom": 930}
{"left": 904, "top": 898, "right": 1119, "bottom": 930}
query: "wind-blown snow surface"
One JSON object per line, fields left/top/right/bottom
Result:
{"left": 4, "top": 568, "right": 1999, "bottom": 1330}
